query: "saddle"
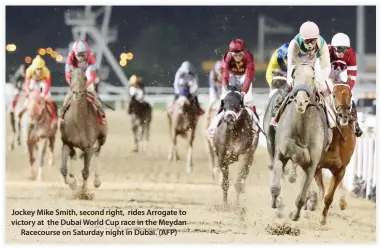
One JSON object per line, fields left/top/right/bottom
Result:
{"left": 61, "top": 93, "right": 104, "bottom": 121}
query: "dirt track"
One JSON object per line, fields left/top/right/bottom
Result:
{"left": 5, "top": 110, "right": 376, "bottom": 243}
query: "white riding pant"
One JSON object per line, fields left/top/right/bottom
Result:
{"left": 129, "top": 86, "right": 144, "bottom": 102}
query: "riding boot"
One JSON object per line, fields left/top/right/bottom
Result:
{"left": 217, "top": 99, "right": 225, "bottom": 114}
{"left": 61, "top": 91, "right": 72, "bottom": 119}
{"left": 91, "top": 92, "right": 106, "bottom": 124}
{"left": 270, "top": 86, "right": 291, "bottom": 126}
{"left": 127, "top": 101, "right": 133, "bottom": 115}
{"left": 193, "top": 95, "right": 205, "bottom": 115}
{"left": 351, "top": 100, "right": 363, "bottom": 137}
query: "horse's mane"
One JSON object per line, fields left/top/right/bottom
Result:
{"left": 71, "top": 68, "right": 86, "bottom": 86}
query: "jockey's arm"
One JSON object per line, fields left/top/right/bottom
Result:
{"left": 318, "top": 43, "right": 332, "bottom": 93}
{"left": 286, "top": 40, "right": 299, "bottom": 86}
{"left": 85, "top": 54, "right": 97, "bottom": 88}
{"left": 64, "top": 55, "right": 73, "bottom": 85}
{"left": 173, "top": 70, "right": 181, "bottom": 94}
{"left": 347, "top": 48, "right": 357, "bottom": 90}
{"left": 241, "top": 52, "right": 255, "bottom": 94}
{"left": 24, "top": 68, "right": 32, "bottom": 93}
{"left": 189, "top": 75, "right": 199, "bottom": 95}
{"left": 42, "top": 68, "right": 52, "bottom": 96}
{"left": 221, "top": 53, "right": 231, "bottom": 89}
{"left": 266, "top": 51, "right": 279, "bottom": 86}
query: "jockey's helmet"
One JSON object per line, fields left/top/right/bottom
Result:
{"left": 129, "top": 75, "right": 138, "bottom": 86}
{"left": 32, "top": 55, "right": 46, "bottom": 70}
{"left": 229, "top": 39, "right": 245, "bottom": 52}
{"left": 299, "top": 21, "right": 320, "bottom": 40}
{"left": 72, "top": 40, "right": 89, "bottom": 62}
{"left": 331, "top": 33, "right": 350, "bottom": 47}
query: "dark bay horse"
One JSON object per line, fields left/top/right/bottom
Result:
{"left": 23, "top": 90, "right": 58, "bottom": 180}
{"left": 60, "top": 68, "right": 107, "bottom": 199}
{"left": 213, "top": 86, "right": 259, "bottom": 207}
{"left": 312, "top": 82, "right": 357, "bottom": 225}
{"left": 128, "top": 95, "right": 152, "bottom": 153}
{"left": 167, "top": 85, "right": 199, "bottom": 173}
{"left": 269, "top": 62, "right": 330, "bottom": 221}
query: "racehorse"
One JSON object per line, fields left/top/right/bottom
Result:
{"left": 60, "top": 68, "right": 107, "bottom": 199}
{"left": 268, "top": 62, "right": 330, "bottom": 221}
{"left": 312, "top": 81, "right": 356, "bottom": 225}
{"left": 23, "top": 90, "right": 58, "bottom": 180}
{"left": 128, "top": 96, "right": 152, "bottom": 153}
{"left": 9, "top": 90, "right": 28, "bottom": 151}
{"left": 213, "top": 86, "right": 259, "bottom": 207}
{"left": 167, "top": 84, "right": 199, "bottom": 173}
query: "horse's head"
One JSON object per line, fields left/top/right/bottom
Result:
{"left": 27, "top": 90, "right": 46, "bottom": 122}
{"left": 223, "top": 86, "right": 243, "bottom": 129}
{"left": 70, "top": 68, "right": 87, "bottom": 101}
{"left": 332, "top": 82, "right": 352, "bottom": 125}
{"left": 291, "top": 62, "right": 316, "bottom": 113}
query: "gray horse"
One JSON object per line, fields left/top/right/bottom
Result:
{"left": 60, "top": 68, "right": 107, "bottom": 199}
{"left": 128, "top": 96, "right": 152, "bottom": 153}
{"left": 213, "top": 86, "right": 259, "bottom": 207}
{"left": 268, "top": 62, "right": 330, "bottom": 221}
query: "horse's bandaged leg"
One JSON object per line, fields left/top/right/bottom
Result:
{"left": 207, "top": 112, "right": 224, "bottom": 139}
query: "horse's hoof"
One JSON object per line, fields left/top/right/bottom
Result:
{"left": 320, "top": 218, "right": 327, "bottom": 225}
{"left": 289, "top": 210, "right": 300, "bottom": 221}
{"left": 235, "top": 182, "right": 245, "bottom": 194}
{"left": 288, "top": 175, "right": 296, "bottom": 183}
{"left": 339, "top": 198, "right": 347, "bottom": 210}
{"left": 67, "top": 177, "right": 77, "bottom": 190}
{"left": 94, "top": 178, "right": 102, "bottom": 188}
{"left": 274, "top": 208, "right": 285, "bottom": 219}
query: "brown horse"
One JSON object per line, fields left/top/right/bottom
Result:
{"left": 312, "top": 82, "right": 356, "bottom": 225}
{"left": 128, "top": 96, "right": 152, "bottom": 153}
{"left": 60, "top": 68, "right": 107, "bottom": 199}
{"left": 167, "top": 86, "right": 199, "bottom": 173}
{"left": 24, "top": 90, "right": 57, "bottom": 180}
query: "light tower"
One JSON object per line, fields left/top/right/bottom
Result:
{"left": 55, "top": 6, "right": 129, "bottom": 87}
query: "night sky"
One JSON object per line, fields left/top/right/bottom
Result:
{"left": 5, "top": 6, "right": 376, "bottom": 87}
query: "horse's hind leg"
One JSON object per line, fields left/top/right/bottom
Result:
{"left": 48, "top": 134, "right": 56, "bottom": 167}
{"left": 27, "top": 139, "right": 37, "bottom": 179}
{"left": 60, "top": 144, "right": 77, "bottom": 190}
{"left": 36, "top": 140, "right": 49, "bottom": 181}
{"left": 186, "top": 127, "right": 196, "bottom": 173}
{"left": 219, "top": 158, "right": 230, "bottom": 209}
{"left": 93, "top": 134, "right": 106, "bottom": 189}
{"left": 235, "top": 149, "right": 254, "bottom": 203}
{"left": 320, "top": 169, "right": 345, "bottom": 225}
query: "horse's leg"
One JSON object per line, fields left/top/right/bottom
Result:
{"left": 60, "top": 143, "right": 77, "bottom": 190}
{"left": 36, "top": 139, "right": 48, "bottom": 181}
{"left": 81, "top": 148, "right": 94, "bottom": 198}
{"left": 48, "top": 134, "right": 56, "bottom": 167}
{"left": 168, "top": 131, "right": 180, "bottom": 161}
{"left": 206, "top": 139, "right": 218, "bottom": 180}
{"left": 17, "top": 118, "right": 22, "bottom": 146}
{"left": 266, "top": 136, "right": 275, "bottom": 170}
{"left": 186, "top": 127, "right": 196, "bottom": 173}
{"left": 10, "top": 112, "right": 16, "bottom": 150}
{"left": 290, "top": 156, "right": 319, "bottom": 221}
{"left": 219, "top": 158, "right": 230, "bottom": 208}
{"left": 235, "top": 148, "right": 254, "bottom": 204}
{"left": 139, "top": 123, "right": 144, "bottom": 152}
{"left": 142, "top": 121, "right": 150, "bottom": 152}
{"left": 270, "top": 153, "right": 287, "bottom": 218}
{"left": 338, "top": 179, "right": 347, "bottom": 210}
{"left": 320, "top": 169, "right": 345, "bottom": 225}
{"left": 314, "top": 167, "right": 325, "bottom": 203}
{"left": 288, "top": 162, "right": 298, "bottom": 183}
{"left": 132, "top": 123, "right": 139, "bottom": 152}
{"left": 27, "top": 139, "right": 37, "bottom": 179}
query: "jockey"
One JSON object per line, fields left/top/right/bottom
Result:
{"left": 207, "top": 60, "right": 223, "bottom": 110}
{"left": 62, "top": 40, "right": 106, "bottom": 124}
{"left": 128, "top": 74, "right": 145, "bottom": 114}
{"left": 328, "top": 32, "right": 363, "bottom": 137}
{"left": 270, "top": 21, "right": 333, "bottom": 128}
{"left": 207, "top": 38, "right": 258, "bottom": 139}
{"left": 265, "top": 42, "right": 289, "bottom": 87}
{"left": 173, "top": 61, "right": 204, "bottom": 115}
{"left": 18, "top": 55, "right": 57, "bottom": 124}
{"left": 9, "top": 64, "right": 26, "bottom": 113}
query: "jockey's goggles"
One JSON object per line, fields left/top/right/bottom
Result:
{"left": 75, "top": 52, "right": 87, "bottom": 58}
{"left": 334, "top": 46, "right": 348, "bottom": 53}
{"left": 35, "top": 67, "right": 43, "bottom": 70}
{"left": 231, "top": 51, "right": 244, "bottom": 57}
{"left": 303, "top": 38, "right": 317, "bottom": 45}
